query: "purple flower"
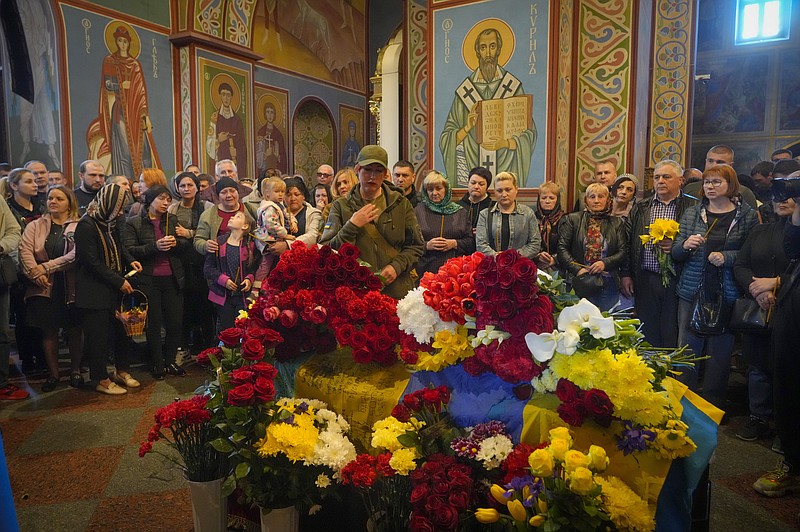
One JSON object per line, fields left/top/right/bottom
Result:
{"left": 471, "top": 420, "right": 509, "bottom": 440}
{"left": 450, "top": 436, "right": 479, "bottom": 458}
{"left": 506, "top": 475, "right": 543, "bottom": 505}
{"left": 617, "top": 421, "right": 656, "bottom": 455}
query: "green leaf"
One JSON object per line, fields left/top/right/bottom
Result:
{"left": 396, "top": 433, "right": 418, "bottom": 448}
{"left": 210, "top": 438, "right": 233, "bottom": 453}
{"left": 221, "top": 475, "right": 236, "bottom": 496}
{"left": 235, "top": 462, "right": 251, "bottom": 479}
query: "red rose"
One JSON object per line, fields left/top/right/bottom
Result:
{"left": 335, "top": 323, "right": 355, "bottom": 344}
{"left": 498, "top": 268, "right": 516, "bottom": 288}
{"left": 338, "top": 242, "right": 360, "bottom": 259}
{"left": 253, "top": 376, "right": 276, "bottom": 402}
{"left": 350, "top": 330, "right": 368, "bottom": 350}
{"left": 320, "top": 271, "right": 338, "bottom": 289}
{"left": 341, "top": 257, "right": 360, "bottom": 273}
{"left": 229, "top": 367, "right": 255, "bottom": 384}
{"left": 447, "top": 490, "right": 470, "bottom": 510}
{"left": 583, "top": 388, "right": 614, "bottom": 421}
{"left": 391, "top": 404, "right": 411, "bottom": 422}
{"left": 218, "top": 327, "right": 243, "bottom": 347}
{"left": 410, "top": 484, "right": 429, "bottom": 504}
{"left": 422, "top": 388, "right": 441, "bottom": 406}
{"left": 431, "top": 505, "right": 459, "bottom": 531}
{"left": 495, "top": 298, "right": 516, "bottom": 319}
{"left": 555, "top": 379, "right": 582, "bottom": 403}
{"left": 249, "top": 362, "right": 278, "bottom": 380}
{"left": 227, "top": 383, "right": 255, "bottom": 406}
{"left": 513, "top": 383, "right": 533, "bottom": 400}
{"left": 279, "top": 309, "right": 298, "bottom": 328}
{"left": 512, "top": 258, "right": 537, "bottom": 280}
{"left": 557, "top": 401, "right": 587, "bottom": 427}
{"left": 197, "top": 347, "right": 221, "bottom": 366}
{"left": 366, "top": 276, "right": 383, "bottom": 291}
{"left": 263, "top": 306, "right": 280, "bottom": 321}
{"left": 307, "top": 305, "right": 328, "bottom": 324}
{"left": 352, "top": 347, "right": 372, "bottom": 364}
{"left": 511, "top": 280, "right": 535, "bottom": 303}
{"left": 496, "top": 249, "right": 519, "bottom": 269}
{"left": 241, "top": 338, "right": 265, "bottom": 360}
{"left": 481, "top": 268, "right": 499, "bottom": 287}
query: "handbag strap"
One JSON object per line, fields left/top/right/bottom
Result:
{"left": 361, "top": 222, "right": 399, "bottom": 260}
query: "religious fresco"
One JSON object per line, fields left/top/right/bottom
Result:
{"left": 339, "top": 105, "right": 363, "bottom": 168}
{"left": 692, "top": 53, "right": 769, "bottom": 135}
{"left": 293, "top": 99, "right": 334, "bottom": 181}
{"left": 254, "top": 83, "right": 289, "bottom": 176}
{"left": 779, "top": 51, "right": 800, "bottom": 131}
{"left": 199, "top": 57, "right": 252, "bottom": 179}
{"left": 86, "top": 21, "right": 161, "bottom": 180}
{"left": 432, "top": 2, "right": 550, "bottom": 188}
{"left": 2, "top": 0, "right": 61, "bottom": 168}
{"left": 251, "top": 0, "right": 367, "bottom": 92}
{"left": 58, "top": 5, "right": 174, "bottom": 178}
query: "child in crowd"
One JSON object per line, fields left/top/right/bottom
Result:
{"left": 203, "top": 211, "right": 259, "bottom": 333}
{"left": 253, "top": 177, "right": 296, "bottom": 290}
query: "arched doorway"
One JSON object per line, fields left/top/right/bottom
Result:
{"left": 292, "top": 98, "right": 334, "bottom": 181}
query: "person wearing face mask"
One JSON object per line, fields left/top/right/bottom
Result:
{"left": 475, "top": 171, "right": 541, "bottom": 259}
{"left": 557, "top": 183, "right": 627, "bottom": 311}
{"left": 610, "top": 174, "right": 638, "bottom": 220}
{"left": 457, "top": 166, "right": 495, "bottom": 234}
{"left": 414, "top": 171, "right": 473, "bottom": 278}
{"left": 534, "top": 182, "right": 564, "bottom": 274}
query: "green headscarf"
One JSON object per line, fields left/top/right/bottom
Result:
{"left": 421, "top": 179, "right": 462, "bottom": 215}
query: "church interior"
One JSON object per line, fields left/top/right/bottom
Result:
{"left": 1, "top": 0, "right": 800, "bottom": 530}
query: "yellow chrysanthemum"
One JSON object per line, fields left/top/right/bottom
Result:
{"left": 596, "top": 476, "right": 656, "bottom": 532}
{"left": 652, "top": 423, "right": 697, "bottom": 459}
{"left": 256, "top": 411, "right": 319, "bottom": 462}
{"left": 389, "top": 447, "right": 418, "bottom": 475}
{"left": 414, "top": 326, "right": 475, "bottom": 372}
{"left": 371, "top": 416, "right": 417, "bottom": 451}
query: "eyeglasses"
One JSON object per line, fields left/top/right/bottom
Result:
{"left": 317, "top": 172, "right": 333, "bottom": 177}
{"left": 703, "top": 179, "right": 724, "bottom": 187}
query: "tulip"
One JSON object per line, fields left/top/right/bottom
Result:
{"left": 490, "top": 484, "right": 511, "bottom": 505}
{"left": 537, "top": 497, "right": 548, "bottom": 513}
{"left": 475, "top": 508, "right": 501, "bottom": 524}
{"left": 529, "top": 515, "right": 546, "bottom": 527}
{"left": 508, "top": 499, "right": 527, "bottom": 522}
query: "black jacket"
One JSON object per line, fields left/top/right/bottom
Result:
{"left": 621, "top": 194, "right": 696, "bottom": 279}
{"left": 123, "top": 211, "right": 188, "bottom": 290}
{"left": 74, "top": 217, "right": 135, "bottom": 310}
{"left": 557, "top": 211, "right": 627, "bottom": 286}
{"left": 457, "top": 193, "right": 495, "bottom": 230}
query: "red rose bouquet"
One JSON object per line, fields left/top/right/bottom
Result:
{"left": 398, "top": 250, "right": 554, "bottom": 382}
{"left": 409, "top": 454, "right": 474, "bottom": 532}
{"left": 340, "top": 453, "right": 412, "bottom": 532}
{"left": 139, "top": 395, "right": 226, "bottom": 482}
{"left": 254, "top": 242, "right": 403, "bottom": 365}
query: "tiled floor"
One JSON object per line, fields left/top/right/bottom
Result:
{"left": 1, "top": 358, "right": 799, "bottom": 531}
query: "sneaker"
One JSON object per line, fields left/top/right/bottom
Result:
{"left": 111, "top": 371, "right": 140, "bottom": 388}
{"left": 737, "top": 416, "right": 770, "bottom": 442}
{"left": 175, "top": 348, "right": 192, "bottom": 367}
{"left": 772, "top": 436, "right": 783, "bottom": 455}
{"left": 0, "top": 383, "right": 30, "bottom": 400}
{"left": 166, "top": 363, "right": 186, "bottom": 376}
{"left": 753, "top": 459, "right": 800, "bottom": 497}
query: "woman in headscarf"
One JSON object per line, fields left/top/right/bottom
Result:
{"left": 610, "top": 174, "right": 638, "bottom": 220}
{"left": 75, "top": 183, "right": 142, "bottom": 395}
{"left": 535, "top": 182, "right": 565, "bottom": 274}
{"left": 557, "top": 183, "right": 627, "bottom": 311}
{"left": 414, "top": 171, "right": 473, "bottom": 278}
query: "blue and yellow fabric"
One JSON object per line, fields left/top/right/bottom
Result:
{"left": 289, "top": 348, "right": 721, "bottom": 530}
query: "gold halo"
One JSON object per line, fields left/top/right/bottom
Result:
{"left": 461, "top": 18, "right": 515, "bottom": 72}
{"left": 210, "top": 74, "right": 241, "bottom": 113}
{"left": 104, "top": 21, "right": 141, "bottom": 59}
{"left": 256, "top": 93, "right": 283, "bottom": 128}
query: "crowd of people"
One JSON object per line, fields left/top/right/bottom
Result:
{"left": 0, "top": 143, "right": 799, "bottom": 500}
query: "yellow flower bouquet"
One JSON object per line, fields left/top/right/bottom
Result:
{"left": 639, "top": 218, "right": 680, "bottom": 287}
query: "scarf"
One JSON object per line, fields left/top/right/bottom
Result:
{"left": 536, "top": 202, "right": 564, "bottom": 253}
{"left": 583, "top": 202, "right": 611, "bottom": 265}
{"left": 85, "top": 183, "right": 127, "bottom": 273}
{"left": 421, "top": 185, "right": 462, "bottom": 215}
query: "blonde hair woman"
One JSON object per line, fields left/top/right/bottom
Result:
{"left": 475, "top": 171, "right": 541, "bottom": 259}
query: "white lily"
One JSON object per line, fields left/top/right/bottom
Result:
{"left": 586, "top": 315, "right": 615, "bottom": 339}
{"left": 471, "top": 325, "right": 511, "bottom": 348}
{"left": 555, "top": 328, "right": 580, "bottom": 355}
{"left": 525, "top": 331, "right": 557, "bottom": 362}
{"left": 557, "top": 298, "right": 604, "bottom": 332}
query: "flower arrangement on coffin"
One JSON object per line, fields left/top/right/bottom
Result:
{"left": 640, "top": 218, "right": 680, "bottom": 287}
{"left": 476, "top": 427, "right": 656, "bottom": 532}
{"left": 525, "top": 299, "right": 698, "bottom": 459}
{"left": 138, "top": 395, "right": 227, "bottom": 482}
{"left": 206, "top": 326, "right": 356, "bottom": 513}
{"left": 251, "top": 242, "right": 402, "bottom": 365}
{"left": 397, "top": 250, "right": 554, "bottom": 383}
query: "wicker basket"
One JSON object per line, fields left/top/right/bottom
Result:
{"left": 116, "top": 290, "right": 148, "bottom": 337}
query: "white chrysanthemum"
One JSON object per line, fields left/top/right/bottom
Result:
{"left": 315, "top": 409, "right": 350, "bottom": 434}
{"left": 397, "top": 287, "right": 452, "bottom": 343}
{"left": 315, "top": 474, "right": 331, "bottom": 488}
{"left": 308, "top": 429, "right": 357, "bottom": 472}
{"left": 531, "top": 368, "right": 559, "bottom": 394}
{"left": 475, "top": 434, "right": 514, "bottom": 469}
